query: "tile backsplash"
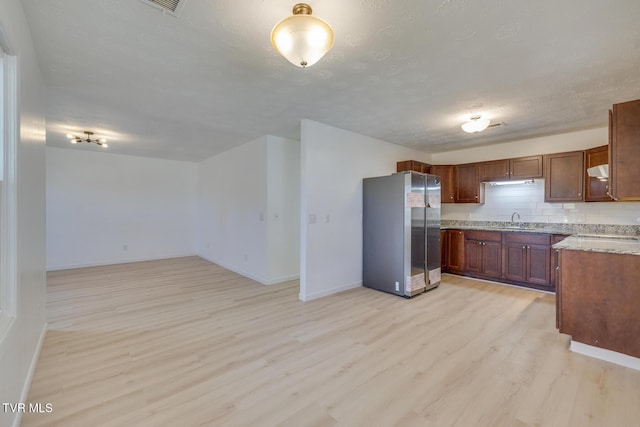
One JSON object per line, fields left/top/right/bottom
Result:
{"left": 442, "top": 180, "right": 640, "bottom": 225}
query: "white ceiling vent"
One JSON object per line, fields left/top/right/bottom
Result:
{"left": 138, "top": 0, "right": 187, "bottom": 16}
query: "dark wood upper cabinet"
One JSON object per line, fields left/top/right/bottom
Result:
{"left": 544, "top": 151, "right": 585, "bottom": 202}
{"left": 455, "top": 163, "right": 483, "bottom": 203}
{"left": 479, "top": 159, "right": 510, "bottom": 181}
{"left": 609, "top": 99, "right": 640, "bottom": 201}
{"left": 510, "top": 155, "right": 543, "bottom": 180}
{"left": 585, "top": 145, "right": 613, "bottom": 202}
{"left": 479, "top": 156, "right": 543, "bottom": 182}
{"left": 397, "top": 160, "right": 431, "bottom": 174}
{"left": 431, "top": 165, "right": 456, "bottom": 203}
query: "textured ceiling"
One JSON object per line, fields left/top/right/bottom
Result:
{"left": 21, "top": 0, "right": 640, "bottom": 161}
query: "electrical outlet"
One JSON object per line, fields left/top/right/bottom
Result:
{"left": 309, "top": 214, "right": 317, "bottom": 224}
{"left": 325, "top": 214, "right": 330, "bottom": 223}
{"left": 395, "top": 281, "right": 399, "bottom": 292}
{"left": 123, "top": 244, "right": 128, "bottom": 251}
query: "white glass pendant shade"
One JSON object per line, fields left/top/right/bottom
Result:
{"left": 271, "top": 4, "right": 334, "bottom": 68}
{"left": 461, "top": 116, "right": 491, "bottom": 133}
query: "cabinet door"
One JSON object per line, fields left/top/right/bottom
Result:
{"left": 526, "top": 244, "right": 551, "bottom": 287}
{"left": 585, "top": 145, "right": 612, "bottom": 202}
{"left": 550, "top": 235, "right": 568, "bottom": 291}
{"left": 397, "top": 160, "right": 430, "bottom": 173}
{"left": 455, "top": 164, "right": 482, "bottom": 203}
{"left": 544, "top": 151, "right": 585, "bottom": 202}
{"left": 464, "top": 240, "right": 483, "bottom": 274}
{"left": 482, "top": 241, "right": 502, "bottom": 278}
{"left": 556, "top": 249, "right": 562, "bottom": 329}
{"left": 431, "top": 165, "right": 456, "bottom": 203}
{"left": 440, "top": 230, "right": 447, "bottom": 269}
{"left": 504, "top": 243, "right": 527, "bottom": 282}
{"left": 479, "top": 159, "right": 509, "bottom": 182}
{"left": 609, "top": 99, "right": 640, "bottom": 201}
{"left": 510, "top": 155, "right": 543, "bottom": 180}
{"left": 446, "top": 230, "right": 465, "bottom": 272}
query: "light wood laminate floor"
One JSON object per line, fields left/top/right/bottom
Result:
{"left": 23, "top": 256, "right": 640, "bottom": 426}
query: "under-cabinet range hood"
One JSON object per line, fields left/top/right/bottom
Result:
{"left": 587, "top": 164, "right": 609, "bottom": 179}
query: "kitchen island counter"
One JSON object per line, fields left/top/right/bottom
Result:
{"left": 553, "top": 235, "right": 640, "bottom": 256}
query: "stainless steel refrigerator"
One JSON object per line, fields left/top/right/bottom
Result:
{"left": 363, "top": 171, "right": 441, "bottom": 297}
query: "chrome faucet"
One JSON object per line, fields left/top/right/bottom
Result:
{"left": 511, "top": 211, "right": 521, "bottom": 226}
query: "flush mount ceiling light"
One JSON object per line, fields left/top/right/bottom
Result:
{"left": 270, "top": 3, "right": 335, "bottom": 68}
{"left": 461, "top": 115, "right": 491, "bottom": 134}
{"left": 66, "top": 131, "right": 108, "bottom": 148}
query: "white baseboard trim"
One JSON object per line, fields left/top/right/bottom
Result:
{"left": 264, "top": 274, "right": 300, "bottom": 286}
{"left": 198, "top": 254, "right": 299, "bottom": 287}
{"left": 299, "top": 281, "right": 362, "bottom": 302}
{"left": 46, "top": 253, "right": 198, "bottom": 271}
{"left": 570, "top": 340, "right": 640, "bottom": 371}
{"left": 12, "top": 322, "right": 48, "bottom": 427}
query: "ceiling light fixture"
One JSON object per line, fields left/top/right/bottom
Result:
{"left": 461, "top": 115, "right": 491, "bottom": 134}
{"left": 66, "top": 131, "right": 109, "bottom": 148}
{"left": 270, "top": 3, "right": 335, "bottom": 68}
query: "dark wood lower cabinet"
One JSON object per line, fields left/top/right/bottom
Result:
{"left": 503, "top": 233, "right": 552, "bottom": 291}
{"left": 440, "top": 230, "right": 447, "bottom": 269}
{"left": 558, "top": 249, "right": 640, "bottom": 358}
{"left": 444, "top": 229, "right": 561, "bottom": 292}
{"left": 526, "top": 245, "right": 551, "bottom": 286}
{"left": 445, "top": 230, "right": 465, "bottom": 273}
{"left": 463, "top": 231, "right": 502, "bottom": 280}
{"left": 504, "top": 243, "right": 527, "bottom": 282}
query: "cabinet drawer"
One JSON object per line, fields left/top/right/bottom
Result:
{"left": 465, "top": 230, "right": 502, "bottom": 242}
{"left": 504, "top": 232, "right": 551, "bottom": 245}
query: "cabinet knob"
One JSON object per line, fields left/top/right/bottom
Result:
{"left": 523, "top": 246, "right": 526, "bottom": 249}
{"left": 578, "top": 193, "right": 581, "bottom": 197}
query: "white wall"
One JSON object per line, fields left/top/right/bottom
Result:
{"left": 431, "top": 127, "right": 607, "bottom": 164}
{"left": 197, "top": 135, "right": 300, "bottom": 285}
{"left": 198, "top": 136, "right": 269, "bottom": 282}
{"left": 300, "top": 119, "right": 432, "bottom": 301}
{"left": 46, "top": 147, "right": 198, "bottom": 270}
{"left": 432, "top": 127, "right": 640, "bottom": 225}
{"left": 0, "top": 2, "right": 47, "bottom": 427}
{"left": 267, "top": 136, "right": 300, "bottom": 283}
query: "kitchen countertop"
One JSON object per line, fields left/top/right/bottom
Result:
{"left": 441, "top": 220, "right": 640, "bottom": 237}
{"left": 440, "top": 220, "right": 640, "bottom": 255}
{"left": 552, "top": 235, "right": 640, "bottom": 256}
{"left": 440, "top": 225, "right": 568, "bottom": 234}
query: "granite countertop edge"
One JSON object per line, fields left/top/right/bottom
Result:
{"left": 440, "top": 221, "right": 640, "bottom": 256}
